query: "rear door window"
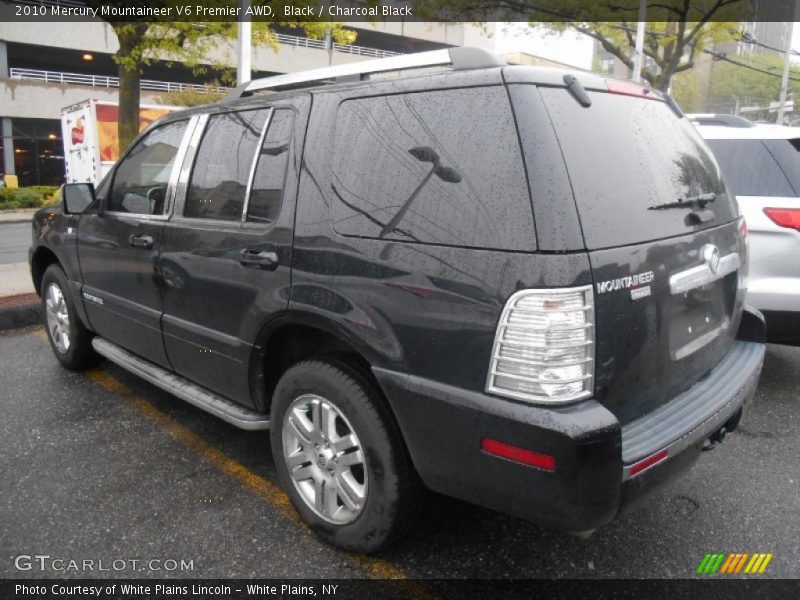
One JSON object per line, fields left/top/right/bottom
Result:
{"left": 705, "top": 139, "right": 796, "bottom": 197}
{"left": 539, "top": 88, "right": 737, "bottom": 250}
{"left": 184, "top": 109, "right": 270, "bottom": 221}
{"left": 330, "top": 87, "right": 535, "bottom": 250}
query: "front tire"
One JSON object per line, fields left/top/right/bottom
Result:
{"left": 41, "top": 264, "right": 98, "bottom": 370}
{"left": 271, "top": 359, "right": 421, "bottom": 552}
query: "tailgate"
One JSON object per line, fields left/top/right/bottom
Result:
{"left": 590, "top": 222, "right": 745, "bottom": 423}
{"left": 539, "top": 84, "right": 747, "bottom": 423}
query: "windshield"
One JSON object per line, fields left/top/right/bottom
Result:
{"left": 539, "top": 88, "right": 738, "bottom": 250}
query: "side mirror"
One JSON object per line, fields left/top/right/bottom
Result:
{"left": 61, "top": 183, "right": 96, "bottom": 215}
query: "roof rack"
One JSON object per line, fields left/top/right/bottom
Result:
{"left": 226, "top": 46, "right": 506, "bottom": 100}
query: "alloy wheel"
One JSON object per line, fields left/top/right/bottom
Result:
{"left": 45, "top": 282, "right": 71, "bottom": 354}
{"left": 282, "top": 394, "right": 367, "bottom": 524}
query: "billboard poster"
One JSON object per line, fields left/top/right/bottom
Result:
{"left": 95, "top": 103, "right": 172, "bottom": 162}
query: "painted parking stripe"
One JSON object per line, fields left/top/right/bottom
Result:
{"left": 83, "top": 367, "right": 419, "bottom": 583}
{"left": 33, "top": 328, "right": 425, "bottom": 585}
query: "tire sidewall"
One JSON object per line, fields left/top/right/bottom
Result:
{"left": 41, "top": 265, "right": 86, "bottom": 368}
{"left": 270, "top": 361, "right": 402, "bottom": 552}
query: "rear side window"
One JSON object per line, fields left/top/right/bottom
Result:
{"left": 705, "top": 139, "right": 797, "bottom": 197}
{"left": 540, "top": 89, "right": 737, "bottom": 250}
{"left": 331, "top": 87, "right": 535, "bottom": 250}
{"left": 184, "top": 109, "right": 269, "bottom": 221}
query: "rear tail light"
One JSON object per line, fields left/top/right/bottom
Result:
{"left": 739, "top": 217, "right": 748, "bottom": 240}
{"left": 764, "top": 207, "right": 800, "bottom": 232}
{"left": 486, "top": 286, "right": 594, "bottom": 404}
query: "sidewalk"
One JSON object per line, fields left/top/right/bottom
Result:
{"left": 0, "top": 263, "right": 37, "bottom": 330}
{"left": 1, "top": 209, "right": 39, "bottom": 329}
{"left": 0, "top": 208, "right": 37, "bottom": 224}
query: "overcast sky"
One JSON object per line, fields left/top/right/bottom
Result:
{"left": 494, "top": 22, "right": 800, "bottom": 70}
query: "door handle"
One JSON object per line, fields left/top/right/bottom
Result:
{"left": 128, "top": 234, "right": 154, "bottom": 249}
{"left": 239, "top": 248, "right": 279, "bottom": 270}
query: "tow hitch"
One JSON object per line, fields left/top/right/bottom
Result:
{"left": 703, "top": 427, "right": 727, "bottom": 451}
{"left": 702, "top": 409, "right": 743, "bottom": 452}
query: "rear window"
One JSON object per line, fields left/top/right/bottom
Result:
{"left": 330, "top": 87, "right": 535, "bottom": 250}
{"left": 705, "top": 138, "right": 800, "bottom": 198}
{"left": 539, "top": 88, "right": 737, "bottom": 250}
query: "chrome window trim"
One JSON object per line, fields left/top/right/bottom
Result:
{"left": 242, "top": 108, "right": 274, "bottom": 223}
{"left": 669, "top": 253, "right": 740, "bottom": 295}
{"left": 171, "top": 113, "right": 209, "bottom": 219}
{"left": 165, "top": 114, "right": 201, "bottom": 216}
{"left": 103, "top": 211, "right": 170, "bottom": 221}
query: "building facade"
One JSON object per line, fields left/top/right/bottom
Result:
{"left": 0, "top": 13, "right": 491, "bottom": 185}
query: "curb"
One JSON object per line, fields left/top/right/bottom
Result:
{"left": 0, "top": 209, "right": 37, "bottom": 225}
{"left": 0, "top": 294, "right": 41, "bottom": 331}
{"left": 0, "top": 217, "right": 35, "bottom": 224}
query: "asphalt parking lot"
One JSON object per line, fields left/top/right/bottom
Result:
{"left": 2, "top": 325, "right": 798, "bottom": 580}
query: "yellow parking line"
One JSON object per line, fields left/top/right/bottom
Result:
{"left": 83, "top": 367, "right": 415, "bottom": 584}
{"left": 30, "top": 328, "right": 426, "bottom": 588}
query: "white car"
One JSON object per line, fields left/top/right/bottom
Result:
{"left": 691, "top": 114, "right": 800, "bottom": 344}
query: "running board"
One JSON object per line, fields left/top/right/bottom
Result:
{"left": 91, "top": 337, "right": 270, "bottom": 431}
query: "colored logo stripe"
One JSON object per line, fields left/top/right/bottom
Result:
{"left": 698, "top": 552, "right": 773, "bottom": 574}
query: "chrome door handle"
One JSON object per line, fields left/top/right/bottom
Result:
{"left": 239, "top": 248, "right": 279, "bottom": 270}
{"left": 128, "top": 234, "right": 154, "bottom": 249}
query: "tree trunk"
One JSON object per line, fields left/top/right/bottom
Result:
{"left": 116, "top": 26, "right": 144, "bottom": 154}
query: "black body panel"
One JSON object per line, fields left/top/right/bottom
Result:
{"left": 76, "top": 214, "right": 170, "bottom": 367}
{"left": 590, "top": 222, "right": 746, "bottom": 424}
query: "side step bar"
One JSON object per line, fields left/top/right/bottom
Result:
{"left": 91, "top": 337, "right": 270, "bottom": 431}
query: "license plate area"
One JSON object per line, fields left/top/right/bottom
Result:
{"left": 669, "top": 282, "right": 729, "bottom": 361}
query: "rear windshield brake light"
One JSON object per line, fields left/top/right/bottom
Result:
{"left": 606, "top": 79, "right": 653, "bottom": 99}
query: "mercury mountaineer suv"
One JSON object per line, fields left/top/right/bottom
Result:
{"left": 31, "top": 47, "right": 766, "bottom": 552}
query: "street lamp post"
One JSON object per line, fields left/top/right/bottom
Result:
{"left": 631, "top": 0, "right": 647, "bottom": 83}
{"left": 777, "top": 21, "right": 795, "bottom": 125}
{"left": 237, "top": 0, "right": 252, "bottom": 85}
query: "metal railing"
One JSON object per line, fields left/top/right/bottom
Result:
{"left": 274, "top": 32, "right": 401, "bottom": 59}
{"left": 8, "top": 68, "right": 228, "bottom": 94}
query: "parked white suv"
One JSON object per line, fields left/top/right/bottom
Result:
{"left": 691, "top": 114, "right": 800, "bottom": 344}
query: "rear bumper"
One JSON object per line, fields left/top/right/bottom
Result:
{"left": 375, "top": 338, "right": 764, "bottom": 532}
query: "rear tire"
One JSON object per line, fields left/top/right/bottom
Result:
{"left": 41, "top": 264, "right": 99, "bottom": 370}
{"left": 270, "top": 359, "right": 422, "bottom": 552}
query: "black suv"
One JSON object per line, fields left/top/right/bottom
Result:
{"left": 31, "top": 47, "right": 766, "bottom": 552}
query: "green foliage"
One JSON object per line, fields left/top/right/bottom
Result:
{"left": 0, "top": 186, "right": 60, "bottom": 210}
{"left": 154, "top": 88, "right": 227, "bottom": 107}
{"left": 414, "top": 0, "right": 745, "bottom": 90}
{"left": 101, "top": 2, "right": 357, "bottom": 148}
{"left": 671, "top": 53, "right": 800, "bottom": 117}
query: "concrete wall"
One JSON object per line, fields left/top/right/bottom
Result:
{"left": 0, "top": 79, "right": 161, "bottom": 120}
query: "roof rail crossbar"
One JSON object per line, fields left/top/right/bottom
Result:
{"left": 226, "top": 46, "right": 505, "bottom": 100}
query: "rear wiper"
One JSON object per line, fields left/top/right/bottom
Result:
{"left": 648, "top": 192, "right": 716, "bottom": 210}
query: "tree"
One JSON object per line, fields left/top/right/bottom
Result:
{"left": 93, "top": 2, "right": 355, "bottom": 152}
{"left": 414, "top": 0, "right": 745, "bottom": 91}
{"left": 154, "top": 87, "right": 227, "bottom": 107}
{"left": 673, "top": 54, "right": 800, "bottom": 115}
